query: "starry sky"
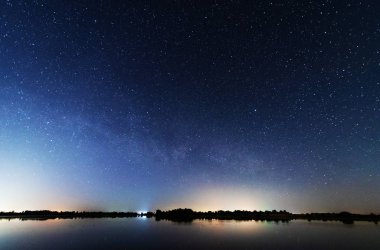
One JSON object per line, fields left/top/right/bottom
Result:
{"left": 0, "top": 1, "right": 379, "bottom": 213}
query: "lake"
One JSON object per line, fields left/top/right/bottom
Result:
{"left": 1, "top": 218, "right": 379, "bottom": 249}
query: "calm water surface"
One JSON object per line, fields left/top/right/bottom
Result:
{"left": 0, "top": 218, "right": 379, "bottom": 249}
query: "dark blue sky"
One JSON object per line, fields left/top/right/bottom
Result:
{"left": 0, "top": 1, "right": 379, "bottom": 213}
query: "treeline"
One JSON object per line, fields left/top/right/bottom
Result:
{"left": 155, "top": 208, "right": 380, "bottom": 224}
{"left": 156, "top": 208, "right": 291, "bottom": 222}
{"left": 1, "top": 209, "right": 379, "bottom": 224}
{"left": 0, "top": 210, "right": 143, "bottom": 220}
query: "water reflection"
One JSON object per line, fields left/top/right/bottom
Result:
{"left": 0, "top": 218, "right": 379, "bottom": 249}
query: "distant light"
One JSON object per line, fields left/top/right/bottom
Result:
{"left": 137, "top": 211, "right": 148, "bottom": 220}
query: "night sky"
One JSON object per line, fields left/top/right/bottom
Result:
{"left": 1, "top": 1, "right": 379, "bottom": 213}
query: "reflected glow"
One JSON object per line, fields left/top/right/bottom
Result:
{"left": 1, "top": 219, "right": 379, "bottom": 250}
{"left": 193, "top": 219, "right": 269, "bottom": 235}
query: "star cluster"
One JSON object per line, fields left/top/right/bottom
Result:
{"left": 0, "top": 1, "right": 379, "bottom": 213}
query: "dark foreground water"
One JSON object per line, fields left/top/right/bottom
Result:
{"left": 1, "top": 218, "right": 379, "bottom": 249}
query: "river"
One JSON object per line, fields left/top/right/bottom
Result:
{"left": 1, "top": 217, "right": 379, "bottom": 249}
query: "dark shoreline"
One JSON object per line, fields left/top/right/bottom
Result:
{"left": 1, "top": 209, "right": 379, "bottom": 224}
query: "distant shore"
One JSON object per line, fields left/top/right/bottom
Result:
{"left": 1, "top": 209, "right": 379, "bottom": 224}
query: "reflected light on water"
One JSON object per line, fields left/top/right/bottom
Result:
{"left": 193, "top": 219, "right": 270, "bottom": 235}
{"left": 1, "top": 218, "right": 379, "bottom": 250}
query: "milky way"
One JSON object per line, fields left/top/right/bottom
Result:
{"left": 0, "top": 1, "right": 379, "bottom": 213}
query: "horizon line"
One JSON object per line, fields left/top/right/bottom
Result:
{"left": 1, "top": 208, "right": 379, "bottom": 215}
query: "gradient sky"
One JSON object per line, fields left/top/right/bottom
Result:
{"left": 0, "top": 1, "right": 379, "bottom": 213}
